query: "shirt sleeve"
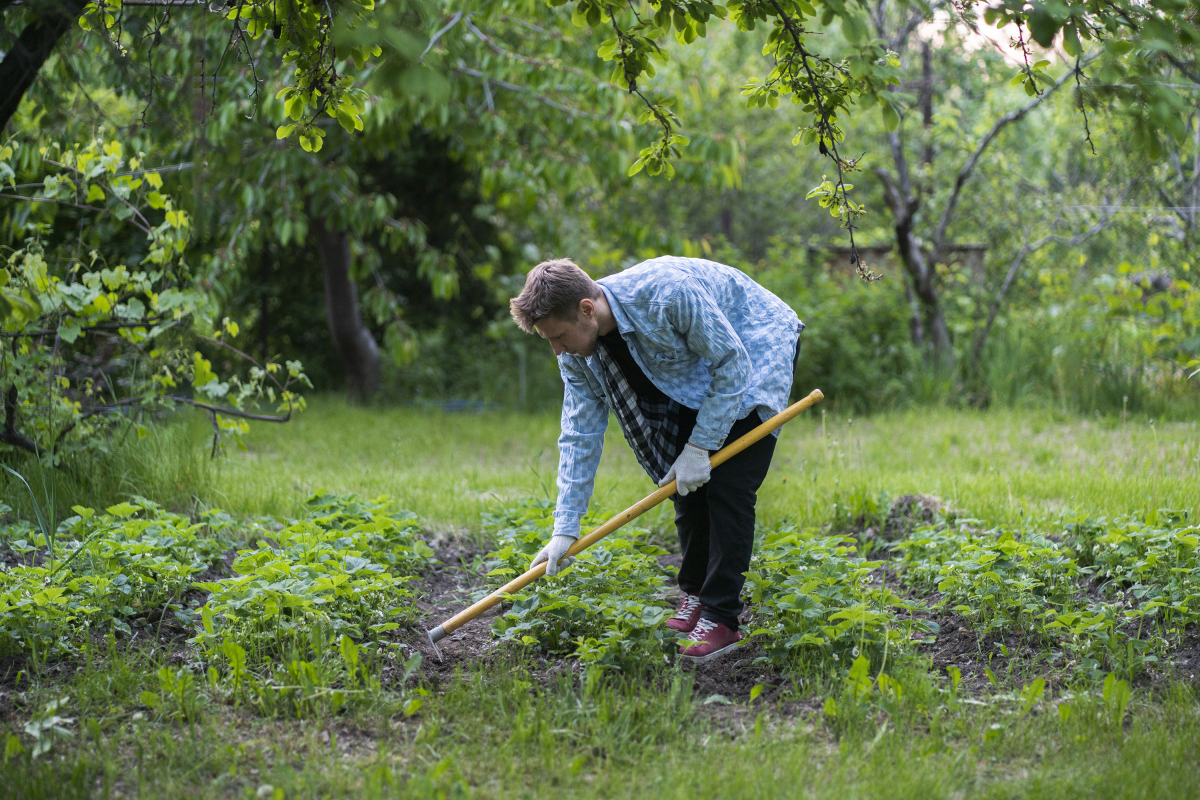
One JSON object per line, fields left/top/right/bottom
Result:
{"left": 554, "top": 356, "right": 609, "bottom": 532}
{"left": 666, "top": 283, "right": 750, "bottom": 450}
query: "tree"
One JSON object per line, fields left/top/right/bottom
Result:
{"left": 0, "top": 136, "right": 309, "bottom": 457}
{"left": 0, "top": 0, "right": 89, "bottom": 132}
{"left": 4, "top": 0, "right": 1196, "bottom": 397}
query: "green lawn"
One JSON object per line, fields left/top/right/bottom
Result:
{"left": 210, "top": 397, "right": 1200, "bottom": 532}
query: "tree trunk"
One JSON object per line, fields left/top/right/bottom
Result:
{"left": 0, "top": 0, "right": 88, "bottom": 133}
{"left": 259, "top": 243, "right": 271, "bottom": 364}
{"left": 894, "top": 217, "right": 953, "bottom": 367}
{"left": 311, "top": 218, "right": 381, "bottom": 401}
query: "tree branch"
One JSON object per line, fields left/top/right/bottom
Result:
{"left": 1, "top": 383, "right": 42, "bottom": 455}
{"left": 971, "top": 203, "right": 1122, "bottom": 372}
{"left": 452, "top": 66, "right": 604, "bottom": 120}
{"left": 931, "top": 56, "right": 1098, "bottom": 261}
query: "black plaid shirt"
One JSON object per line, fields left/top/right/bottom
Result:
{"left": 595, "top": 331, "right": 696, "bottom": 484}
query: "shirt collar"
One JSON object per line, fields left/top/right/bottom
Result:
{"left": 598, "top": 283, "right": 634, "bottom": 335}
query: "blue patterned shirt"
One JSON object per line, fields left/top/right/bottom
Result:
{"left": 554, "top": 256, "right": 803, "bottom": 534}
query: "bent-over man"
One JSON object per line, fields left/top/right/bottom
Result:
{"left": 509, "top": 256, "right": 803, "bottom": 663}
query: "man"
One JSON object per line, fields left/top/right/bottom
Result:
{"left": 509, "top": 256, "right": 802, "bottom": 664}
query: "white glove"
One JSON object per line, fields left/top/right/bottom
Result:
{"left": 532, "top": 520, "right": 578, "bottom": 575}
{"left": 531, "top": 534, "right": 577, "bottom": 576}
{"left": 658, "top": 443, "right": 712, "bottom": 496}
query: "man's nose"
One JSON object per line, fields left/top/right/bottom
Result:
{"left": 551, "top": 341, "right": 565, "bottom": 356}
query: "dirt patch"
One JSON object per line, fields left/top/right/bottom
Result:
{"left": 880, "top": 494, "right": 945, "bottom": 541}
{"left": 400, "top": 543, "right": 511, "bottom": 685}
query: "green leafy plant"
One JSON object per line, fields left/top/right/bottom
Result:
{"left": 140, "top": 666, "right": 204, "bottom": 724}
{"left": 483, "top": 501, "right": 676, "bottom": 673}
{"left": 0, "top": 136, "right": 308, "bottom": 460}
{"left": 194, "top": 493, "right": 434, "bottom": 660}
{"left": 0, "top": 498, "right": 234, "bottom": 660}
{"left": 897, "top": 523, "right": 1079, "bottom": 634}
{"left": 745, "top": 526, "right": 923, "bottom": 671}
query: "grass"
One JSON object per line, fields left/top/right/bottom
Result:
{"left": 3, "top": 396, "right": 1200, "bottom": 798}
{"left": 200, "top": 397, "right": 1200, "bottom": 533}
{"left": 7, "top": 397, "right": 1196, "bottom": 533}
{"left": 5, "top": 652, "right": 1200, "bottom": 799}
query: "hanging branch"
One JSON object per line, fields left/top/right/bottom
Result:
{"left": 767, "top": 0, "right": 879, "bottom": 281}
{"left": 1074, "top": 56, "right": 1097, "bottom": 156}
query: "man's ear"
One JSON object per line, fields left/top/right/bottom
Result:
{"left": 579, "top": 298, "right": 595, "bottom": 318}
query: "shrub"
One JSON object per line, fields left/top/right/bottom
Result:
{"left": 0, "top": 137, "right": 308, "bottom": 461}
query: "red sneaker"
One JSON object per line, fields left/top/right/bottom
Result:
{"left": 679, "top": 618, "right": 743, "bottom": 664}
{"left": 667, "top": 594, "right": 702, "bottom": 632}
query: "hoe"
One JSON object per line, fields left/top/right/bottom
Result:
{"left": 427, "top": 388, "right": 825, "bottom": 659}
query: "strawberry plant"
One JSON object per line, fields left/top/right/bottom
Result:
{"left": 0, "top": 499, "right": 235, "bottom": 659}
{"left": 1065, "top": 509, "right": 1200, "bottom": 632}
{"left": 897, "top": 523, "right": 1079, "bottom": 635}
{"left": 744, "top": 526, "right": 925, "bottom": 670}
{"left": 483, "top": 501, "right": 677, "bottom": 673}
{"left": 194, "top": 493, "right": 435, "bottom": 660}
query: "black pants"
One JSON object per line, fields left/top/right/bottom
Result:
{"left": 672, "top": 411, "right": 777, "bottom": 630}
{"left": 670, "top": 337, "right": 798, "bottom": 630}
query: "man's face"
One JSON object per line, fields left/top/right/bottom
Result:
{"left": 535, "top": 299, "right": 599, "bottom": 357}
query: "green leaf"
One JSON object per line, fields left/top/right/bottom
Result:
{"left": 57, "top": 321, "right": 82, "bottom": 343}
{"left": 276, "top": 124, "right": 297, "bottom": 140}
{"left": 299, "top": 129, "right": 325, "bottom": 153}
{"left": 1026, "top": 9, "right": 1060, "bottom": 47}
{"left": 1063, "top": 24, "right": 1082, "bottom": 56}
{"left": 881, "top": 101, "right": 900, "bottom": 132}
{"left": 105, "top": 502, "right": 141, "bottom": 518}
{"left": 841, "top": 12, "right": 868, "bottom": 45}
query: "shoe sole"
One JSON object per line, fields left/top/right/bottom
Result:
{"left": 677, "top": 639, "right": 743, "bottom": 665}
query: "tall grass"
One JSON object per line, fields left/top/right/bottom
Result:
{"left": 1, "top": 411, "right": 217, "bottom": 523}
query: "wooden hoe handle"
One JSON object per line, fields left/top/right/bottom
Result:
{"left": 427, "top": 388, "right": 824, "bottom": 645}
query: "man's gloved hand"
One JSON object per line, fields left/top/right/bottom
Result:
{"left": 658, "top": 443, "right": 712, "bottom": 496}
{"left": 531, "top": 518, "right": 578, "bottom": 576}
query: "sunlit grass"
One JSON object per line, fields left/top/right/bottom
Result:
{"left": 205, "top": 397, "right": 1200, "bottom": 536}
